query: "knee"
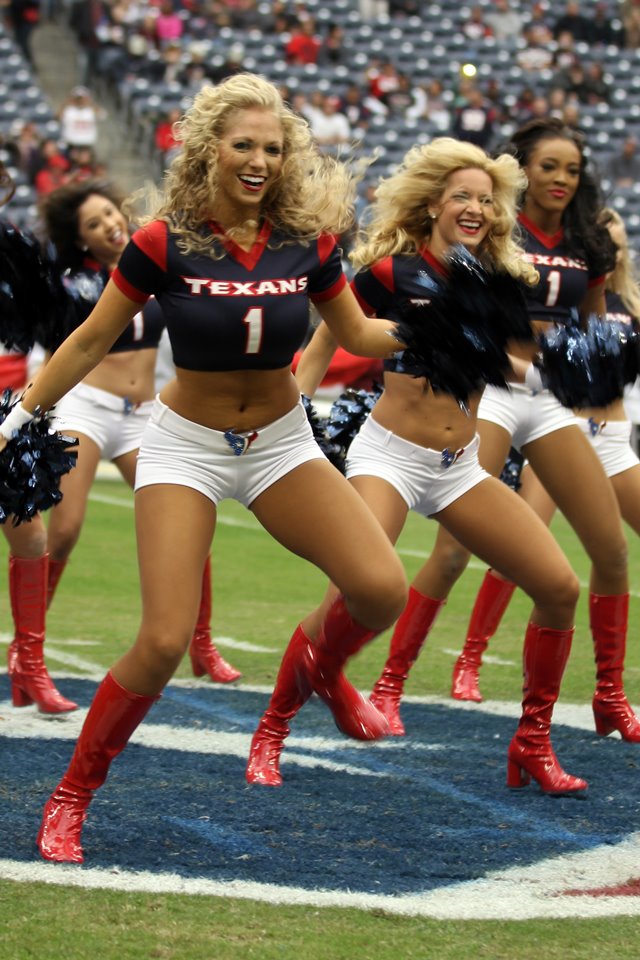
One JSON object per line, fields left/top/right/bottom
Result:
{"left": 16, "top": 529, "right": 48, "bottom": 559}
{"left": 48, "top": 521, "right": 82, "bottom": 561}
{"left": 437, "top": 542, "right": 471, "bottom": 585}
{"left": 352, "top": 566, "right": 408, "bottom": 632}
{"left": 136, "top": 627, "right": 190, "bottom": 676}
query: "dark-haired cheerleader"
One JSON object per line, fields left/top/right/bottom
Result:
{"left": 453, "top": 205, "right": 640, "bottom": 704}
{"left": 246, "top": 136, "right": 587, "bottom": 797}
{"left": 0, "top": 161, "right": 78, "bottom": 714}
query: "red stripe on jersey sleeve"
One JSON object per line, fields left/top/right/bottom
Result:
{"left": 111, "top": 268, "right": 150, "bottom": 305}
{"left": 310, "top": 273, "right": 347, "bottom": 303}
{"left": 588, "top": 275, "right": 605, "bottom": 289}
{"left": 317, "top": 233, "right": 338, "bottom": 265}
{"left": 131, "top": 221, "right": 169, "bottom": 272}
{"left": 371, "top": 257, "right": 395, "bottom": 292}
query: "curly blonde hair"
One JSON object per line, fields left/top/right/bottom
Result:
{"left": 132, "top": 73, "right": 357, "bottom": 257}
{"left": 350, "top": 138, "right": 538, "bottom": 285}
{"left": 600, "top": 207, "right": 640, "bottom": 319}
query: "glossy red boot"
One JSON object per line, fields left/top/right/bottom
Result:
{"left": 46, "top": 557, "right": 67, "bottom": 609}
{"left": 507, "top": 622, "right": 587, "bottom": 796}
{"left": 246, "top": 624, "right": 311, "bottom": 786}
{"left": 298, "top": 596, "right": 389, "bottom": 741}
{"left": 9, "top": 554, "right": 77, "bottom": 713}
{"left": 188, "top": 556, "right": 241, "bottom": 683}
{"left": 591, "top": 593, "right": 640, "bottom": 741}
{"left": 37, "top": 671, "right": 159, "bottom": 863}
{"left": 452, "top": 569, "right": 516, "bottom": 702}
{"left": 370, "top": 588, "right": 445, "bottom": 735}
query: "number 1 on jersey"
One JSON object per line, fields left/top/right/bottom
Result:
{"left": 242, "top": 307, "right": 263, "bottom": 354}
{"left": 545, "top": 269, "right": 561, "bottom": 307}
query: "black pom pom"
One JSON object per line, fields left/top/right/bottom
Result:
{"left": 0, "top": 221, "right": 71, "bottom": 353}
{"left": 393, "top": 245, "right": 534, "bottom": 405}
{"left": 499, "top": 447, "right": 525, "bottom": 492}
{"left": 324, "top": 384, "right": 383, "bottom": 473}
{"left": 539, "top": 317, "right": 639, "bottom": 409}
{"left": 0, "top": 390, "right": 78, "bottom": 525}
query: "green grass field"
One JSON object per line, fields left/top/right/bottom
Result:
{"left": 1, "top": 477, "right": 640, "bottom": 959}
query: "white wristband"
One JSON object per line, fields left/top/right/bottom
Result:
{"left": 524, "top": 363, "right": 544, "bottom": 392}
{"left": 0, "top": 402, "right": 35, "bottom": 440}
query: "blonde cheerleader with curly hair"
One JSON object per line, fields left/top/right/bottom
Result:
{"left": 0, "top": 73, "right": 409, "bottom": 863}
{"left": 246, "top": 136, "right": 588, "bottom": 796}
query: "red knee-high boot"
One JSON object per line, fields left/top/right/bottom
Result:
{"left": 451, "top": 569, "right": 516, "bottom": 703}
{"left": 188, "top": 555, "right": 241, "bottom": 683}
{"left": 299, "top": 596, "right": 389, "bottom": 741}
{"left": 507, "top": 622, "right": 588, "bottom": 795}
{"left": 370, "top": 588, "right": 445, "bottom": 736}
{"left": 246, "top": 624, "right": 311, "bottom": 787}
{"left": 9, "top": 554, "right": 78, "bottom": 714}
{"left": 37, "top": 671, "right": 160, "bottom": 863}
{"left": 591, "top": 592, "right": 640, "bottom": 741}
{"left": 46, "top": 557, "right": 67, "bottom": 610}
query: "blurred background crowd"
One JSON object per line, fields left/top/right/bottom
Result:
{"left": 2, "top": 0, "right": 640, "bottom": 246}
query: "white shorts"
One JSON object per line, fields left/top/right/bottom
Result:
{"left": 50, "top": 382, "right": 153, "bottom": 461}
{"left": 345, "top": 415, "right": 489, "bottom": 517}
{"left": 135, "top": 397, "right": 326, "bottom": 507}
{"left": 576, "top": 417, "right": 640, "bottom": 478}
{"left": 478, "top": 383, "right": 578, "bottom": 452}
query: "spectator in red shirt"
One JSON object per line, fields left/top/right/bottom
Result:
{"left": 285, "top": 18, "right": 321, "bottom": 64}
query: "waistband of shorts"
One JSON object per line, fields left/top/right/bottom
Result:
{"left": 67, "top": 381, "right": 152, "bottom": 414}
{"left": 365, "top": 415, "right": 479, "bottom": 466}
{"left": 149, "top": 395, "right": 307, "bottom": 451}
{"left": 576, "top": 416, "right": 631, "bottom": 438}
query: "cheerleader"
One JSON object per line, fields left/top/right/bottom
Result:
{"left": 0, "top": 161, "right": 77, "bottom": 714}
{"left": 453, "top": 205, "right": 640, "bottom": 702}
{"left": 247, "top": 137, "right": 588, "bottom": 797}
{"left": 39, "top": 179, "right": 241, "bottom": 685}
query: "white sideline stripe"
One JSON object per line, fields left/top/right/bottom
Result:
{"left": 87, "top": 492, "right": 640, "bottom": 600}
{"left": 441, "top": 646, "right": 516, "bottom": 667}
{"left": 0, "top": 686, "right": 605, "bottom": 735}
{"left": 3, "top": 836, "right": 640, "bottom": 919}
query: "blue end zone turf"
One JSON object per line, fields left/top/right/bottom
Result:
{"left": 1, "top": 677, "right": 635, "bottom": 894}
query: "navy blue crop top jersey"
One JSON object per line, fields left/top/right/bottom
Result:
{"left": 63, "top": 257, "right": 165, "bottom": 353}
{"left": 112, "top": 220, "right": 347, "bottom": 372}
{"left": 605, "top": 290, "right": 635, "bottom": 328}
{"left": 351, "top": 247, "right": 447, "bottom": 374}
{"left": 517, "top": 213, "right": 604, "bottom": 325}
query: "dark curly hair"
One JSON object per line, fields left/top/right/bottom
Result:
{"left": 499, "top": 117, "right": 616, "bottom": 278}
{"left": 38, "top": 178, "right": 127, "bottom": 270}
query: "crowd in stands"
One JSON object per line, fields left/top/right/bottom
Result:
{"left": 3, "top": 0, "right": 640, "bottom": 235}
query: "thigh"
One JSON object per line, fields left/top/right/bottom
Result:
{"left": 610, "top": 463, "right": 640, "bottom": 536}
{"left": 348, "top": 474, "right": 410, "bottom": 545}
{"left": 519, "top": 463, "right": 557, "bottom": 525}
{"left": 437, "top": 476, "right": 574, "bottom": 597}
{"left": 134, "top": 483, "right": 216, "bottom": 636}
{"left": 251, "top": 458, "right": 406, "bottom": 601}
{"left": 476, "top": 419, "right": 514, "bottom": 475}
{"left": 47, "top": 432, "right": 101, "bottom": 532}
{"left": 114, "top": 448, "right": 139, "bottom": 488}
{"left": 524, "top": 426, "right": 626, "bottom": 559}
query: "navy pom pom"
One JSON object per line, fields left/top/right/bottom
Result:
{"left": 0, "top": 221, "right": 71, "bottom": 353}
{"left": 499, "top": 447, "right": 525, "bottom": 492}
{"left": 393, "top": 245, "right": 534, "bottom": 405}
{"left": 539, "top": 317, "right": 639, "bottom": 409}
{"left": 0, "top": 391, "right": 78, "bottom": 525}
{"left": 324, "top": 384, "right": 383, "bottom": 473}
